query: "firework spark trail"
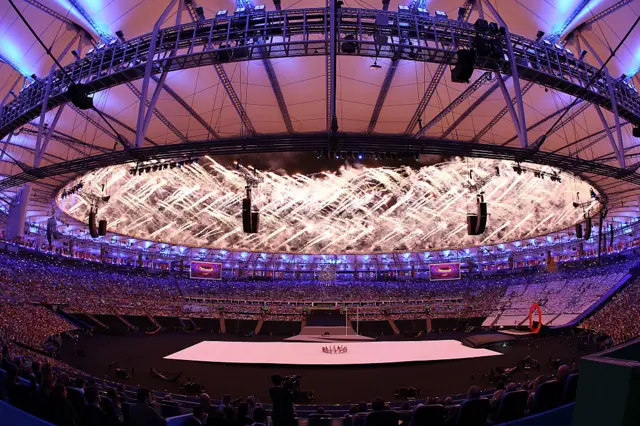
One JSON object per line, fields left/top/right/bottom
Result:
{"left": 57, "top": 158, "right": 598, "bottom": 254}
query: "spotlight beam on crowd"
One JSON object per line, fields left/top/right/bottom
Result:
{"left": 57, "top": 159, "right": 599, "bottom": 254}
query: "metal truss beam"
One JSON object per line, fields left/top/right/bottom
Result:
{"left": 473, "top": 81, "right": 534, "bottom": 142}
{"left": 548, "top": 101, "right": 591, "bottom": 135}
{"left": 23, "top": 0, "right": 93, "bottom": 39}
{"left": 2, "top": 133, "right": 640, "bottom": 192}
{"left": 550, "top": 121, "right": 629, "bottom": 154}
{"left": 547, "top": 0, "right": 591, "bottom": 43}
{"left": 4, "top": 8, "right": 640, "bottom": 141}
{"left": 98, "top": 111, "right": 157, "bottom": 147}
{"left": 566, "top": 0, "right": 635, "bottom": 42}
{"left": 414, "top": 72, "right": 492, "bottom": 138}
{"left": 260, "top": 49, "right": 294, "bottom": 134}
{"left": 502, "top": 101, "right": 582, "bottom": 146}
{"left": 368, "top": 41, "right": 405, "bottom": 134}
{"left": 214, "top": 64, "right": 256, "bottom": 136}
{"left": 127, "top": 81, "right": 187, "bottom": 144}
{"left": 66, "top": 0, "right": 114, "bottom": 42}
{"left": 405, "top": 2, "right": 474, "bottom": 136}
{"left": 441, "top": 77, "right": 503, "bottom": 139}
{"left": 327, "top": 0, "right": 337, "bottom": 134}
{"left": 483, "top": 0, "right": 528, "bottom": 147}
{"left": 68, "top": 104, "right": 131, "bottom": 147}
{"left": 19, "top": 126, "right": 111, "bottom": 155}
{"left": 151, "top": 75, "right": 219, "bottom": 139}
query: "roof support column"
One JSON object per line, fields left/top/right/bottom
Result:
{"left": 327, "top": 0, "right": 338, "bottom": 140}
{"left": 135, "top": 0, "right": 178, "bottom": 148}
{"left": 482, "top": 0, "right": 528, "bottom": 148}
{"left": 579, "top": 34, "right": 626, "bottom": 168}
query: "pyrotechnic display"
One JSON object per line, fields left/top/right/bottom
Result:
{"left": 57, "top": 158, "right": 598, "bottom": 254}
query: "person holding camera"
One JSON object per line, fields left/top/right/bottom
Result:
{"left": 269, "top": 375, "right": 296, "bottom": 426}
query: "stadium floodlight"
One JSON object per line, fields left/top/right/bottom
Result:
{"left": 435, "top": 10, "right": 448, "bottom": 19}
{"left": 254, "top": 4, "right": 266, "bottom": 11}
{"left": 416, "top": 7, "right": 429, "bottom": 16}
{"left": 565, "top": 48, "right": 573, "bottom": 56}
{"left": 216, "top": 9, "right": 228, "bottom": 17}
{"left": 398, "top": 5, "right": 409, "bottom": 13}
{"left": 235, "top": 6, "right": 246, "bottom": 14}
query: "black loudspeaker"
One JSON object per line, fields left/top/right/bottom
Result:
{"left": 341, "top": 34, "right": 357, "bottom": 53}
{"left": 475, "top": 201, "right": 487, "bottom": 234}
{"left": 633, "top": 126, "right": 640, "bottom": 138}
{"left": 67, "top": 84, "right": 93, "bottom": 110}
{"left": 98, "top": 219, "right": 107, "bottom": 236}
{"left": 88, "top": 211, "right": 98, "bottom": 239}
{"left": 584, "top": 217, "right": 592, "bottom": 240}
{"left": 451, "top": 49, "right": 476, "bottom": 83}
{"left": 242, "top": 198, "right": 252, "bottom": 233}
{"left": 251, "top": 211, "right": 260, "bottom": 233}
{"left": 467, "top": 215, "right": 478, "bottom": 235}
{"left": 576, "top": 223, "right": 583, "bottom": 239}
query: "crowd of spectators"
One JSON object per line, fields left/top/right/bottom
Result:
{"left": 0, "top": 250, "right": 635, "bottom": 346}
{"left": 0, "top": 304, "right": 77, "bottom": 351}
{"left": 582, "top": 276, "right": 640, "bottom": 344}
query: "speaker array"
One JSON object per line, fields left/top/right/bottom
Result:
{"left": 88, "top": 210, "right": 99, "bottom": 239}
{"left": 584, "top": 217, "right": 592, "bottom": 240}
{"left": 242, "top": 198, "right": 259, "bottom": 233}
{"left": 467, "top": 198, "right": 488, "bottom": 236}
{"left": 88, "top": 210, "right": 108, "bottom": 238}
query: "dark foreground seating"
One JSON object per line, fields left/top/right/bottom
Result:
{"left": 531, "top": 381, "right": 563, "bottom": 414}
{"left": 493, "top": 390, "right": 528, "bottom": 423}
{"left": 411, "top": 404, "right": 445, "bottom": 426}
{"left": 366, "top": 410, "right": 399, "bottom": 426}
{"left": 560, "top": 374, "right": 579, "bottom": 405}
{"left": 309, "top": 413, "right": 333, "bottom": 426}
{"left": 456, "top": 398, "right": 490, "bottom": 426}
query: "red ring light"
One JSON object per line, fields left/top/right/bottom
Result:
{"left": 529, "top": 303, "right": 542, "bottom": 333}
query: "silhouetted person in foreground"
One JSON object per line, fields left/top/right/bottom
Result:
{"left": 269, "top": 375, "right": 295, "bottom": 426}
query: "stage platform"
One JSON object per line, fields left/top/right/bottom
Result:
{"left": 284, "top": 326, "right": 375, "bottom": 342}
{"left": 164, "top": 340, "right": 502, "bottom": 366}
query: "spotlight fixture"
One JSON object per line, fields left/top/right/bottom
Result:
{"left": 216, "top": 9, "right": 228, "bottom": 17}
{"left": 196, "top": 6, "right": 206, "bottom": 20}
{"left": 115, "top": 30, "right": 125, "bottom": 42}
{"left": 71, "top": 50, "right": 79, "bottom": 58}
{"left": 369, "top": 59, "right": 382, "bottom": 70}
{"left": 535, "top": 30, "right": 545, "bottom": 42}
{"left": 434, "top": 10, "right": 448, "bottom": 19}
{"left": 579, "top": 50, "right": 587, "bottom": 60}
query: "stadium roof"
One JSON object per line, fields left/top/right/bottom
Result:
{"left": 1, "top": 0, "right": 640, "bottom": 232}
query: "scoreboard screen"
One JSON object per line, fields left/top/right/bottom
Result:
{"left": 428, "top": 262, "right": 461, "bottom": 281}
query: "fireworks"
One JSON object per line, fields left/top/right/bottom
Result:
{"left": 57, "top": 158, "right": 598, "bottom": 254}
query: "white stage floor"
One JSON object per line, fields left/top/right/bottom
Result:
{"left": 164, "top": 340, "right": 502, "bottom": 366}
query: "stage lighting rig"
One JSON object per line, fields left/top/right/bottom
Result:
{"left": 130, "top": 158, "right": 198, "bottom": 175}
{"left": 60, "top": 182, "right": 84, "bottom": 199}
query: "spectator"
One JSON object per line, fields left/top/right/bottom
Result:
{"left": 186, "top": 406, "right": 206, "bottom": 426}
{"left": 252, "top": 407, "right": 267, "bottom": 426}
{"left": 556, "top": 365, "right": 570, "bottom": 386}
{"left": 269, "top": 375, "right": 295, "bottom": 426}
{"left": 371, "top": 397, "right": 385, "bottom": 411}
{"left": 103, "top": 388, "right": 124, "bottom": 425}
{"left": 200, "top": 393, "right": 212, "bottom": 415}
{"left": 82, "top": 386, "right": 109, "bottom": 426}
{"left": 466, "top": 386, "right": 481, "bottom": 400}
{"left": 236, "top": 402, "right": 254, "bottom": 426}
{"left": 218, "top": 394, "right": 232, "bottom": 412}
{"left": 129, "top": 388, "right": 167, "bottom": 426}
{"left": 357, "top": 401, "right": 368, "bottom": 413}
{"left": 47, "top": 383, "right": 80, "bottom": 426}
